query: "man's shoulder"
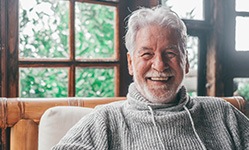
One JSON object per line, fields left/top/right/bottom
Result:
{"left": 192, "top": 96, "right": 224, "bottom": 101}
{"left": 190, "top": 96, "right": 231, "bottom": 108}
{"left": 187, "top": 96, "right": 237, "bottom": 119}
{"left": 94, "top": 99, "right": 127, "bottom": 112}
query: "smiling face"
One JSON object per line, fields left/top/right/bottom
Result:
{"left": 127, "top": 25, "right": 189, "bottom": 104}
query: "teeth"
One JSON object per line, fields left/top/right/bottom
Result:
{"left": 150, "top": 77, "right": 169, "bottom": 81}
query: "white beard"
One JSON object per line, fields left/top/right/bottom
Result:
{"left": 132, "top": 68, "right": 184, "bottom": 103}
{"left": 134, "top": 80, "right": 180, "bottom": 103}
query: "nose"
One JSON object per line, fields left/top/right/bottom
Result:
{"left": 151, "top": 54, "right": 169, "bottom": 72}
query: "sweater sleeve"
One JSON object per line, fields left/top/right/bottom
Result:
{"left": 225, "top": 104, "right": 249, "bottom": 150}
{"left": 51, "top": 109, "right": 109, "bottom": 150}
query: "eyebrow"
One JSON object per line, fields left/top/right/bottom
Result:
{"left": 137, "top": 47, "right": 153, "bottom": 53}
{"left": 165, "top": 45, "right": 178, "bottom": 50}
{"left": 137, "top": 44, "right": 179, "bottom": 54}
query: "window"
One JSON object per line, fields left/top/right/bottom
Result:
{"left": 18, "top": 0, "right": 120, "bottom": 97}
{"left": 233, "top": 0, "right": 249, "bottom": 101}
{"left": 235, "top": 0, "right": 249, "bottom": 51}
{"left": 233, "top": 78, "right": 249, "bottom": 101}
{"left": 161, "top": 0, "right": 204, "bottom": 20}
{"left": 223, "top": 0, "right": 249, "bottom": 98}
{"left": 0, "top": 0, "right": 129, "bottom": 98}
{"left": 184, "top": 36, "right": 199, "bottom": 96}
{"left": 161, "top": 0, "right": 207, "bottom": 96}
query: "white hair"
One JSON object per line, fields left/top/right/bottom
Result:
{"left": 125, "top": 6, "right": 187, "bottom": 55}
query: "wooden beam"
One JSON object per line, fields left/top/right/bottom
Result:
{"left": 206, "top": 0, "right": 225, "bottom": 96}
{"left": 7, "top": 0, "right": 19, "bottom": 97}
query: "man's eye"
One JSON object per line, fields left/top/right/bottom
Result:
{"left": 141, "top": 53, "right": 153, "bottom": 59}
{"left": 165, "top": 52, "right": 177, "bottom": 59}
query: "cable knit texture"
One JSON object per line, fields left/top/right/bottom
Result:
{"left": 52, "top": 83, "right": 249, "bottom": 150}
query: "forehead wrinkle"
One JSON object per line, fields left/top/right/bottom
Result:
{"left": 164, "top": 45, "right": 178, "bottom": 50}
{"left": 142, "top": 46, "right": 153, "bottom": 50}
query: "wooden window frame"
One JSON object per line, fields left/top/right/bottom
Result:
{"left": 223, "top": 0, "right": 249, "bottom": 96}
{"left": 0, "top": 0, "right": 131, "bottom": 98}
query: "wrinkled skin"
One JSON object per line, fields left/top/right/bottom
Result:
{"left": 127, "top": 25, "right": 189, "bottom": 104}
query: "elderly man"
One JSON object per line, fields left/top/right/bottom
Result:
{"left": 52, "top": 6, "right": 249, "bottom": 150}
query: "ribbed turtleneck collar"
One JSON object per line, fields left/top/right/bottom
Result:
{"left": 126, "top": 82, "right": 190, "bottom": 111}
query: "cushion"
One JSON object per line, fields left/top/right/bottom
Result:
{"left": 38, "top": 106, "right": 93, "bottom": 150}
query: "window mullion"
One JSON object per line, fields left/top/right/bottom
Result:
{"left": 69, "top": 0, "right": 76, "bottom": 96}
{"left": 8, "top": 0, "right": 19, "bottom": 97}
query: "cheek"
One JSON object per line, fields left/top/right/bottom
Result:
{"left": 169, "top": 58, "right": 186, "bottom": 72}
{"left": 133, "top": 60, "right": 151, "bottom": 75}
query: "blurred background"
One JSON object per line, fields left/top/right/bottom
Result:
{"left": 1, "top": 0, "right": 249, "bottom": 100}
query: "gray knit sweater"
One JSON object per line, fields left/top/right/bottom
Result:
{"left": 52, "top": 83, "right": 249, "bottom": 150}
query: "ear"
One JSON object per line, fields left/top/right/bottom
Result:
{"left": 127, "top": 53, "right": 134, "bottom": 75}
{"left": 185, "top": 53, "right": 190, "bottom": 74}
{"left": 185, "top": 59, "right": 189, "bottom": 74}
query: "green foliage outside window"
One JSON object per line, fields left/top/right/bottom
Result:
{"left": 237, "top": 84, "right": 249, "bottom": 101}
{"left": 19, "top": 0, "right": 69, "bottom": 58}
{"left": 19, "top": 0, "right": 115, "bottom": 98}
{"left": 234, "top": 78, "right": 249, "bottom": 101}
{"left": 75, "top": 2, "right": 115, "bottom": 59}
{"left": 20, "top": 68, "right": 68, "bottom": 97}
{"left": 76, "top": 68, "right": 115, "bottom": 97}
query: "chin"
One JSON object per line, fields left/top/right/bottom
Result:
{"left": 138, "top": 84, "right": 178, "bottom": 104}
{"left": 145, "top": 91, "right": 176, "bottom": 104}
{"left": 134, "top": 76, "right": 183, "bottom": 103}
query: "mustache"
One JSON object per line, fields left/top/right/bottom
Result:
{"left": 145, "top": 70, "right": 174, "bottom": 77}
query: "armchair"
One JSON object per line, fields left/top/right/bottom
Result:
{"left": 0, "top": 96, "right": 246, "bottom": 150}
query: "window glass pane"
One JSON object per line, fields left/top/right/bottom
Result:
{"left": 76, "top": 67, "right": 115, "bottom": 97}
{"left": 183, "top": 36, "right": 199, "bottom": 96}
{"left": 19, "top": 0, "right": 69, "bottom": 59}
{"left": 235, "top": 16, "right": 249, "bottom": 51}
{"left": 161, "top": 0, "right": 204, "bottom": 20}
{"left": 19, "top": 68, "right": 68, "bottom": 97}
{"left": 234, "top": 78, "right": 249, "bottom": 101}
{"left": 236, "top": 0, "right": 249, "bottom": 12}
{"left": 75, "top": 2, "right": 115, "bottom": 60}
